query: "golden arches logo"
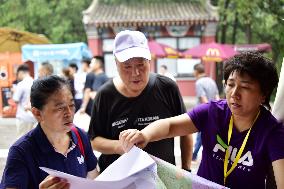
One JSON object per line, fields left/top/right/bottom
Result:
{"left": 206, "top": 48, "right": 220, "bottom": 57}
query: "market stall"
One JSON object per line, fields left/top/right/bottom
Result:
{"left": 22, "top": 42, "right": 93, "bottom": 78}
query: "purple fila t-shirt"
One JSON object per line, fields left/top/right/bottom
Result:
{"left": 188, "top": 100, "right": 284, "bottom": 189}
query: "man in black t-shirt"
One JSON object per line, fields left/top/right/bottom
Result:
{"left": 80, "top": 56, "right": 108, "bottom": 116}
{"left": 88, "top": 30, "right": 193, "bottom": 172}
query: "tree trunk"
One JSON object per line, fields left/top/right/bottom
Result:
{"left": 246, "top": 24, "right": 252, "bottom": 43}
{"left": 220, "top": 0, "right": 231, "bottom": 44}
{"left": 232, "top": 11, "right": 238, "bottom": 44}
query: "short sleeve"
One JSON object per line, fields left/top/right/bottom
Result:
{"left": 87, "top": 90, "right": 108, "bottom": 139}
{"left": 1, "top": 146, "right": 29, "bottom": 189}
{"left": 195, "top": 81, "right": 206, "bottom": 98}
{"left": 84, "top": 73, "right": 95, "bottom": 89}
{"left": 187, "top": 103, "right": 210, "bottom": 132}
{"left": 267, "top": 124, "right": 284, "bottom": 162}
{"left": 12, "top": 83, "right": 23, "bottom": 102}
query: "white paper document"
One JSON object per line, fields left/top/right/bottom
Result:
{"left": 96, "top": 145, "right": 155, "bottom": 181}
{"left": 40, "top": 146, "right": 157, "bottom": 189}
{"left": 40, "top": 146, "right": 227, "bottom": 189}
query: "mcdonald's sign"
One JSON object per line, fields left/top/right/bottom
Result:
{"left": 202, "top": 56, "right": 222, "bottom": 62}
{"left": 206, "top": 48, "right": 220, "bottom": 57}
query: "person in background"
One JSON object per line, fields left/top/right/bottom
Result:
{"left": 68, "top": 63, "right": 78, "bottom": 78}
{"left": 79, "top": 56, "right": 108, "bottom": 116}
{"left": 159, "top": 64, "right": 176, "bottom": 82}
{"left": 38, "top": 62, "right": 54, "bottom": 78}
{"left": 120, "top": 52, "right": 284, "bottom": 189}
{"left": 61, "top": 67, "right": 75, "bottom": 97}
{"left": 1, "top": 75, "right": 98, "bottom": 189}
{"left": 192, "top": 63, "right": 219, "bottom": 162}
{"left": 12, "top": 64, "right": 37, "bottom": 138}
{"left": 7, "top": 67, "right": 23, "bottom": 117}
{"left": 69, "top": 61, "right": 89, "bottom": 112}
{"left": 81, "top": 58, "right": 91, "bottom": 73}
{"left": 88, "top": 30, "right": 193, "bottom": 172}
{"left": 11, "top": 68, "right": 22, "bottom": 94}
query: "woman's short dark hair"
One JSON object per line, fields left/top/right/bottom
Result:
{"left": 30, "top": 75, "right": 72, "bottom": 110}
{"left": 224, "top": 52, "right": 278, "bottom": 110}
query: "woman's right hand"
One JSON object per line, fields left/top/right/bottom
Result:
{"left": 119, "top": 129, "right": 149, "bottom": 152}
{"left": 39, "top": 176, "right": 70, "bottom": 189}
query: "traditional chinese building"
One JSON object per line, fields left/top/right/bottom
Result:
{"left": 82, "top": 0, "right": 219, "bottom": 96}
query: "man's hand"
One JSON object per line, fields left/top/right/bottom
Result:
{"left": 78, "top": 106, "right": 86, "bottom": 114}
{"left": 89, "top": 91, "right": 97, "bottom": 100}
{"left": 119, "top": 129, "right": 149, "bottom": 152}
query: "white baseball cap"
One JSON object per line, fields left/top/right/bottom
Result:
{"left": 113, "top": 30, "right": 151, "bottom": 62}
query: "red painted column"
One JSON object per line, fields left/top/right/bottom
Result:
{"left": 88, "top": 38, "right": 103, "bottom": 56}
{"left": 201, "top": 22, "right": 218, "bottom": 80}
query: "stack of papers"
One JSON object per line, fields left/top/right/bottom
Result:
{"left": 40, "top": 146, "right": 228, "bottom": 189}
{"left": 40, "top": 146, "right": 156, "bottom": 189}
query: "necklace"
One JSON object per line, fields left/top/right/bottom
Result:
{"left": 223, "top": 110, "right": 260, "bottom": 185}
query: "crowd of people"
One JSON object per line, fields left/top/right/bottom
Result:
{"left": 1, "top": 30, "right": 284, "bottom": 189}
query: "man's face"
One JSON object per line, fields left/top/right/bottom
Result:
{"left": 68, "top": 67, "right": 76, "bottom": 76}
{"left": 116, "top": 57, "right": 150, "bottom": 94}
{"left": 193, "top": 69, "right": 198, "bottom": 78}
{"left": 38, "top": 67, "right": 50, "bottom": 78}
{"left": 81, "top": 62, "right": 89, "bottom": 72}
{"left": 17, "top": 71, "right": 25, "bottom": 81}
{"left": 90, "top": 59, "right": 100, "bottom": 72}
{"left": 159, "top": 67, "right": 166, "bottom": 75}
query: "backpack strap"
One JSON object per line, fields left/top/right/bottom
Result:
{"left": 71, "top": 126, "right": 85, "bottom": 158}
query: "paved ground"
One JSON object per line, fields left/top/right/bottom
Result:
{"left": 0, "top": 118, "right": 17, "bottom": 179}
{"left": 0, "top": 97, "right": 201, "bottom": 179}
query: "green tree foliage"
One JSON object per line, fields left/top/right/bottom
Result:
{"left": 217, "top": 0, "right": 284, "bottom": 72}
{"left": 0, "top": 0, "right": 92, "bottom": 43}
{"left": 216, "top": 0, "right": 284, "bottom": 100}
{"left": 101, "top": 0, "right": 198, "bottom": 4}
{"left": 1, "top": 0, "right": 283, "bottom": 71}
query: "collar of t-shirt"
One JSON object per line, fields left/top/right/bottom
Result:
{"left": 33, "top": 124, "right": 80, "bottom": 156}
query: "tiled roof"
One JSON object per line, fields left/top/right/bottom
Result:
{"left": 83, "top": 1, "right": 218, "bottom": 28}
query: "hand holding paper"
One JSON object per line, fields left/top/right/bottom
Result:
{"left": 119, "top": 129, "right": 149, "bottom": 152}
{"left": 39, "top": 176, "right": 69, "bottom": 189}
{"left": 40, "top": 146, "right": 228, "bottom": 189}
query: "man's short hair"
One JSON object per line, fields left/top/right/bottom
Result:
{"left": 17, "top": 64, "right": 30, "bottom": 73}
{"left": 82, "top": 59, "right": 91, "bottom": 66}
{"left": 161, "top": 65, "right": 167, "bottom": 70}
{"left": 193, "top": 63, "right": 205, "bottom": 74}
{"left": 69, "top": 63, "right": 78, "bottom": 72}
{"left": 41, "top": 62, "right": 54, "bottom": 75}
{"left": 93, "top": 56, "right": 104, "bottom": 64}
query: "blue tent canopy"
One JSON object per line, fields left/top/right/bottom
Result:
{"left": 22, "top": 42, "right": 93, "bottom": 62}
{"left": 22, "top": 42, "right": 93, "bottom": 78}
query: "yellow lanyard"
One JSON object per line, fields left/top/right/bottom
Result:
{"left": 223, "top": 111, "right": 260, "bottom": 185}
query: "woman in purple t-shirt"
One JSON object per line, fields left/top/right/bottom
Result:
{"left": 119, "top": 52, "right": 284, "bottom": 189}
